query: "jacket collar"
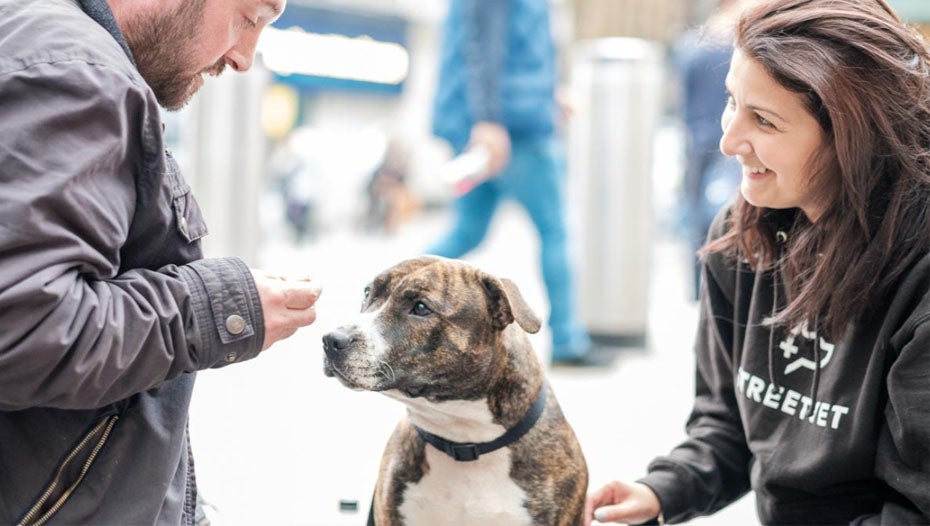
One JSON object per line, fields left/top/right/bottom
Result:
{"left": 78, "top": 0, "right": 137, "bottom": 67}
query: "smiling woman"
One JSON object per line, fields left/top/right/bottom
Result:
{"left": 708, "top": 0, "right": 930, "bottom": 341}
{"left": 720, "top": 48, "right": 828, "bottom": 221}
{"left": 584, "top": 1, "right": 930, "bottom": 525}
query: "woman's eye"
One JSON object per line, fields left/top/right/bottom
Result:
{"left": 756, "top": 114, "right": 774, "bottom": 128}
{"left": 411, "top": 302, "right": 432, "bottom": 316}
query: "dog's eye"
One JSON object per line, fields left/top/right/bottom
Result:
{"left": 411, "top": 301, "right": 432, "bottom": 316}
{"left": 363, "top": 286, "right": 371, "bottom": 299}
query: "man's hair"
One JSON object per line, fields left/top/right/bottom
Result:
{"left": 704, "top": 0, "right": 930, "bottom": 339}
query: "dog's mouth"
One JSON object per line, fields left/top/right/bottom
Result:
{"left": 323, "top": 356, "right": 399, "bottom": 392}
{"left": 322, "top": 357, "right": 338, "bottom": 378}
{"left": 322, "top": 357, "right": 359, "bottom": 388}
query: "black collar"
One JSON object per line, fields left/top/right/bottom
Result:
{"left": 413, "top": 385, "right": 548, "bottom": 462}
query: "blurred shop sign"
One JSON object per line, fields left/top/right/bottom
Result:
{"left": 258, "top": 5, "right": 409, "bottom": 95}
{"left": 573, "top": 0, "right": 686, "bottom": 43}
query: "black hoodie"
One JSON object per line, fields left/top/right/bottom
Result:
{"left": 640, "top": 209, "right": 930, "bottom": 525}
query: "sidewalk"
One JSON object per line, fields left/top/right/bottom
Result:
{"left": 188, "top": 200, "right": 758, "bottom": 525}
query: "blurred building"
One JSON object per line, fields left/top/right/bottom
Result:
{"left": 889, "top": 0, "right": 930, "bottom": 36}
{"left": 572, "top": 0, "right": 687, "bottom": 42}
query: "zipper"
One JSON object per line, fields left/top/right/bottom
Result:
{"left": 18, "top": 414, "right": 120, "bottom": 526}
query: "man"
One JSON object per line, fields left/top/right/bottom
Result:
{"left": 427, "top": 0, "right": 599, "bottom": 366}
{"left": 0, "top": 0, "right": 317, "bottom": 523}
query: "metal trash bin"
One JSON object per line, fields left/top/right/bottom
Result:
{"left": 567, "top": 37, "right": 665, "bottom": 346}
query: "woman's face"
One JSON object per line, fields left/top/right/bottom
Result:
{"left": 720, "top": 49, "right": 829, "bottom": 221}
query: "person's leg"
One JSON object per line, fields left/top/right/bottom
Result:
{"left": 506, "top": 137, "right": 590, "bottom": 360}
{"left": 426, "top": 180, "right": 500, "bottom": 258}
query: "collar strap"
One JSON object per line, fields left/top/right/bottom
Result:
{"left": 414, "top": 385, "right": 548, "bottom": 462}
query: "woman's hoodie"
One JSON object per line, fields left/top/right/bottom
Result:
{"left": 639, "top": 208, "right": 929, "bottom": 525}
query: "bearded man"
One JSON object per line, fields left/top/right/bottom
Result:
{"left": 0, "top": 0, "right": 321, "bottom": 523}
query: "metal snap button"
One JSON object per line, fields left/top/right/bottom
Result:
{"left": 225, "top": 314, "right": 246, "bottom": 335}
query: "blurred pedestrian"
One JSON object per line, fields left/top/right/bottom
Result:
{"left": 427, "top": 0, "right": 598, "bottom": 366}
{"left": 585, "top": 0, "right": 930, "bottom": 523}
{"left": 283, "top": 159, "right": 320, "bottom": 244}
{"left": 0, "top": 0, "right": 321, "bottom": 523}
{"left": 365, "top": 137, "right": 421, "bottom": 235}
{"left": 672, "top": 0, "right": 743, "bottom": 300}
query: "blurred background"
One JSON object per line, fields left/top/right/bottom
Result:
{"left": 174, "top": 1, "right": 930, "bottom": 524}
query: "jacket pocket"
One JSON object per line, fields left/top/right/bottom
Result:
{"left": 165, "top": 150, "right": 208, "bottom": 243}
{"left": 17, "top": 414, "right": 120, "bottom": 526}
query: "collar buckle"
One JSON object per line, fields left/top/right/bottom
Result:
{"left": 449, "top": 443, "right": 480, "bottom": 461}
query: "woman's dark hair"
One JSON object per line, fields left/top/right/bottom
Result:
{"left": 704, "top": 0, "right": 930, "bottom": 339}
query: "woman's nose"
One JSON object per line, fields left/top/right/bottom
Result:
{"left": 719, "top": 113, "right": 752, "bottom": 157}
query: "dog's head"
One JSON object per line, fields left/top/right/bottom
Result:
{"left": 322, "top": 256, "right": 541, "bottom": 402}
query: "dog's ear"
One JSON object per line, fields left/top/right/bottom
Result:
{"left": 481, "top": 275, "right": 542, "bottom": 334}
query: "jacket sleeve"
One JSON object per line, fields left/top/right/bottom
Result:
{"left": 853, "top": 302, "right": 930, "bottom": 524}
{"left": 462, "top": 0, "right": 507, "bottom": 124}
{"left": 637, "top": 211, "right": 753, "bottom": 523}
{"left": 0, "top": 60, "right": 263, "bottom": 411}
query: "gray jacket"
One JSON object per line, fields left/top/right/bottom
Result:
{"left": 0, "top": 0, "right": 265, "bottom": 523}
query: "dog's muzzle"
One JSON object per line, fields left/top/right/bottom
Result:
{"left": 322, "top": 328, "right": 354, "bottom": 359}
{"left": 322, "top": 328, "right": 356, "bottom": 381}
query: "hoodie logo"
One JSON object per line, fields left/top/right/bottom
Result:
{"left": 778, "top": 323, "right": 835, "bottom": 375}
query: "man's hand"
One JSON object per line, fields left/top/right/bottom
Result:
{"left": 251, "top": 270, "right": 322, "bottom": 351}
{"left": 469, "top": 121, "right": 511, "bottom": 175}
{"left": 584, "top": 481, "right": 661, "bottom": 525}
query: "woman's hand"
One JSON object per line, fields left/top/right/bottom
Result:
{"left": 584, "top": 481, "right": 662, "bottom": 525}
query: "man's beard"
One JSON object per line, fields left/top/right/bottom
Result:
{"left": 122, "top": 0, "right": 226, "bottom": 111}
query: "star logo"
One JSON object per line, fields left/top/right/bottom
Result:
{"left": 778, "top": 322, "right": 835, "bottom": 375}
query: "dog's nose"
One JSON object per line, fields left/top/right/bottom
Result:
{"left": 322, "top": 329, "right": 354, "bottom": 355}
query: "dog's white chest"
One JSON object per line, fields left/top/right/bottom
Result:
{"left": 398, "top": 446, "right": 532, "bottom": 526}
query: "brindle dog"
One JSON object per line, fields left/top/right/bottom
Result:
{"left": 322, "top": 256, "right": 587, "bottom": 526}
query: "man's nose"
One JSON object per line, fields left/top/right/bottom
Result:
{"left": 224, "top": 34, "right": 259, "bottom": 72}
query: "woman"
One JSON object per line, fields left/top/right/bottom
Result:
{"left": 585, "top": 0, "right": 930, "bottom": 524}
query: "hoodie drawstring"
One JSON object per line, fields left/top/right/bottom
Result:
{"left": 767, "top": 230, "right": 787, "bottom": 387}
{"left": 810, "top": 320, "right": 821, "bottom": 406}
{"left": 767, "top": 269, "right": 778, "bottom": 387}
{"left": 734, "top": 259, "right": 742, "bottom": 364}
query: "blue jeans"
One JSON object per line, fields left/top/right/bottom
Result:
{"left": 427, "top": 137, "right": 590, "bottom": 359}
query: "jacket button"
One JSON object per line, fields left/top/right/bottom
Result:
{"left": 179, "top": 216, "right": 189, "bottom": 237}
{"left": 225, "top": 352, "right": 238, "bottom": 363}
{"left": 225, "top": 314, "right": 246, "bottom": 335}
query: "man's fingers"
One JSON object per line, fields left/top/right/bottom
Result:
{"left": 283, "top": 285, "right": 322, "bottom": 309}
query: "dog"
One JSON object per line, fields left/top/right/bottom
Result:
{"left": 322, "top": 256, "right": 588, "bottom": 526}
